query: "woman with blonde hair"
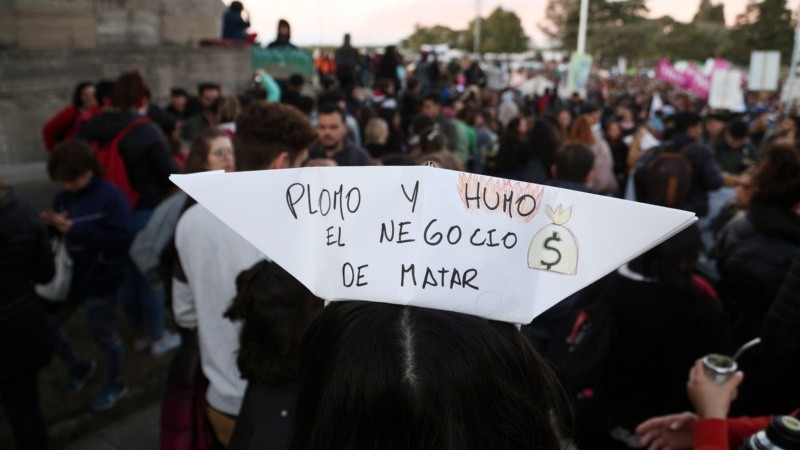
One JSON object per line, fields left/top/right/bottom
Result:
{"left": 567, "top": 116, "right": 618, "bottom": 195}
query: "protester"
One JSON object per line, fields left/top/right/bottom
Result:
{"left": 210, "top": 95, "right": 240, "bottom": 136}
{"left": 420, "top": 93, "right": 458, "bottom": 151}
{"left": 291, "top": 301, "right": 569, "bottom": 450}
{"left": 715, "top": 144, "right": 800, "bottom": 345}
{"left": 308, "top": 104, "right": 373, "bottom": 166}
{"left": 267, "top": 19, "right": 295, "bottom": 49}
{"left": 182, "top": 83, "right": 221, "bottom": 142}
{"left": 221, "top": 1, "right": 256, "bottom": 43}
{"left": 78, "top": 70, "right": 181, "bottom": 359}
{"left": 43, "top": 141, "right": 134, "bottom": 411}
{"left": 42, "top": 81, "right": 97, "bottom": 154}
{"left": 173, "top": 102, "right": 316, "bottom": 447}
{"left": 224, "top": 261, "right": 324, "bottom": 450}
{"left": 334, "top": 33, "right": 361, "bottom": 88}
{"left": 567, "top": 116, "right": 618, "bottom": 195}
{"left": 496, "top": 117, "right": 545, "bottom": 183}
{"left": 363, "top": 117, "right": 391, "bottom": 160}
{"left": 0, "top": 182, "right": 54, "bottom": 450}
{"left": 549, "top": 143, "right": 595, "bottom": 193}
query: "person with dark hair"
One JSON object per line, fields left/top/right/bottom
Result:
{"left": 550, "top": 143, "right": 595, "bottom": 193}
{"left": 173, "top": 102, "right": 316, "bottom": 447}
{"left": 715, "top": 144, "right": 800, "bottom": 347}
{"left": 334, "top": 33, "right": 362, "bottom": 88}
{"left": 77, "top": 69, "right": 181, "bottom": 360}
{"left": 714, "top": 121, "right": 757, "bottom": 183}
{"left": 0, "top": 181, "right": 54, "bottom": 450}
{"left": 604, "top": 120, "right": 630, "bottom": 193}
{"left": 308, "top": 104, "right": 373, "bottom": 166}
{"left": 182, "top": 82, "right": 222, "bottom": 142}
{"left": 291, "top": 301, "right": 569, "bottom": 450}
{"left": 410, "top": 124, "right": 464, "bottom": 171}
{"left": 224, "top": 261, "right": 324, "bottom": 450}
{"left": 572, "top": 225, "right": 734, "bottom": 449}
{"left": 280, "top": 74, "right": 314, "bottom": 117}
{"left": 634, "top": 111, "right": 724, "bottom": 217}
{"left": 420, "top": 93, "right": 458, "bottom": 152}
{"left": 495, "top": 117, "right": 546, "bottom": 184}
{"left": 42, "top": 141, "right": 134, "bottom": 412}
{"left": 267, "top": 19, "right": 295, "bottom": 49}
{"left": 567, "top": 116, "right": 618, "bottom": 195}
{"left": 318, "top": 89, "right": 362, "bottom": 147}
{"left": 222, "top": 1, "right": 256, "bottom": 43}
{"left": 42, "top": 81, "right": 97, "bottom": 154}
{"left": 94, "top": 80, "right": 116, "bottom": 111}
{"left": 375, "top": 45, "right": 402, "bottom": 93}
{"left": 166, "top": 87, "right": 199, "bottom": 120}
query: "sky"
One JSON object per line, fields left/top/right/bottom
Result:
{"left": 239, "top": 0, "right": 800, "bottom": 47}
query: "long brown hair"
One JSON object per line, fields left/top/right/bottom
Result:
{"left": 567, "top": 116, "right": 596, "bottom": 145}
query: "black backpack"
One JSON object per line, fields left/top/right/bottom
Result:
{"left": 636, "top": 144, "right": 693, "bottom": 208}
{"left": 546, "top": 275, "right": 618, "bottom": 443}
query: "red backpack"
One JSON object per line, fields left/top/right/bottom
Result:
{"left": 94, "top": 116, "right": 149, "bottom": 208}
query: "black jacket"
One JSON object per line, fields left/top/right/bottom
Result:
{"left": 228, "top": 382, "right": 297, "bottom": 450}
{"left": 52, "top": 178, "right": 134, "bottom": 298}
{"left": 715, "top": 198, "right": 800, "bottom": 344}
{"left": 78, "top": 110, "right": 179, "bottom": 210}
{"left": 0, "top": 187, "right": 54, "bottom": 381}
{"left": 635, "top": 133, "right": 724, "bottom": 217}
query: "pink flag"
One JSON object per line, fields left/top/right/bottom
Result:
{"left": 656, "top": 59, "right": 688, "bottom": 87}
{"left": 685, "top": 63, "right": 711, "bottom": 100}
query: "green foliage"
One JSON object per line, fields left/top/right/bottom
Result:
{"left": 401, "top": 8, "right": 529, "bottom": 54}
{"left": 538, "top": 0, "right": 794, "bottom": 65}
{"left": 464, "top": 7, "right": 530, "bottom": 53}
{"left": 401, "top": 24, "right": 466, "bottom": 52}
{"left": 722, "top": 0, "right": 794, "bottom": 65}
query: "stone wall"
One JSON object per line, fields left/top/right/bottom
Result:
{"left": 0, "top": 45, "right": 251, "bottom": 165}
{"left": 0, "top": 0, "right": 225, "bottom": 50}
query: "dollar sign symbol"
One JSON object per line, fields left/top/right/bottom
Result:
{"left": 540, "top": 231, "right": 562, "bottom": 270}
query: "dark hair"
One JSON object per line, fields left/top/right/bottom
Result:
{"left": 318, "top": 90, "right": 345, "bottom": 105}
{"left": 422, "top": 93, "right": 442, "bottom": 105}
{"left": 234, "top": 102, "right": 316, "bottom": 171}
{"left": 197, "top": 82, "right": 221, "bottom": 96}
{"left": 629, "top": 224, "right": 701, "bottom": 290}
{"left": 555, "top": 143, "right": 595, "bottom": 183}
{"left": 210, "top": 95, "right": 240, "bottom": 124}
{"left": 317, "top": 103, "right": 346, "bottom": 123}
{"left": 224, "top": 260, "right": 323, "bottom": 386}
{"left": 170, "top": 87, "right": 188, "bottom": 97}
{"left": 288, "top": 74, "right": 305, "bottom": 88}
{"left": 95, "top": 80, "right": 115, "bottom": 106}
{"left": 752, "top": 143, "right": 800, "bottom": 208}
{"left": 417, "top": 125, "right": 447, "bottom": 154}
{"left": 727, "top": 121, "right": 748, "bottom": 140}
{"left": 184, "top": 128, "right": 230, "bottom": 174}
{"left": 72, "top": 81, "right": 93, "bottom": 109}
{"left": 48, "top": 140, "right": 104, "bottom": 181}
{"left": 673, "top": 112, "right": 702, "bottom": 133}
{"left": 112, "top": 70, "right": 150, "bottom": 110}
{"left": 229, "top": 1, "right": 243, "bottom": 11}
{"left": 291, "top": 301, "right": 568, "bottom": 450}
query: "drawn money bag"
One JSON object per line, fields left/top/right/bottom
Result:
{"left": 528, "top": 205, "right": 578, "bottom": 275}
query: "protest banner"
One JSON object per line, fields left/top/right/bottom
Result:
{"left": 566, "top": 52, "right": 593, "bottom": 98}
{"left": 748, "top": 51, "right": 781, "bottom": 92}
{"left": 656, "top": 59, "right": 688, "bottom": 87}
{"left": 684, "top": 63, "right": 711, "bottom": 99}
{"left": 709, "top": 70, "right": 746, "bottom": 111}
{"left": 251, "top": 47, "right": 315, "bottom": 79}
{"left": 171, "top": 167, "right": 696, "bottom": 324}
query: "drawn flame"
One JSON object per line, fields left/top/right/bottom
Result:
{"left": 545, "top": 205, "right": 573, "bottom": 226}
{"left": 457, "top": 173, "right": 546, "bottom": 223}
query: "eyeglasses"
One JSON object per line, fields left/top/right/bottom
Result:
{"left": 212, "top": 147, "right": 234, "bottom": 158}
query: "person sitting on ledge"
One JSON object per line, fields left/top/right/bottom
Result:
{"left": 222, "top": 1, "right": 257, "bottom": 43}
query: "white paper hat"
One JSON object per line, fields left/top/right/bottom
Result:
{"left": 171, "top": 166, "right": 696, "bottom": 324}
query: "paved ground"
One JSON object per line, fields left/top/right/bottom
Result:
{"left": 61, "top": 403, "right": 161, "bottom": 450}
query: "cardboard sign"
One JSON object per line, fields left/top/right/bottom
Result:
{"left": 170, "top": 167, "right": 696, "bottom": 324}
{"left": 566, "top": 52, "right": 593, "bottom": 98}
{"left": 748, "top": 51, "right": 781, "bottom": 91}
{"left": 709, "top": 70, "right": 746, "bottom": 112}
{"left": 251, "top": 47, "right": 315, "bottom": 79}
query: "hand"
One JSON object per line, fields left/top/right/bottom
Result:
{"left": 636, "top": 411, "right": 697, "bottom": 450}
{"left": 40, "top": 210, "right": 73, "bottom": 234}
{"left": 687, "top": 358, "right": 744, "bottom": 419}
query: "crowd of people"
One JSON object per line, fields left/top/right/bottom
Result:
{"left": 1, "top": 28, "right": 799, "bottom": 450}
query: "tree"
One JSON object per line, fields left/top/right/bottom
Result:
{"left": 400, "top": 24, "right": 465, "bottom": 52}
{"left": 723, "top": 0, "right": 794, "bottom": 65}
{"left": 464, "top": 7, "right": 530, "bottom": 53}
{"left": 693, "top": 0, "right": 726, "bottom": 24}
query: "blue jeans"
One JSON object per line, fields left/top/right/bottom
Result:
{"left": 120, "top": 209, "right": 166, "bottom": 338}
{"left": 47, "top": 293, "right": 124, "bottom": 386}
